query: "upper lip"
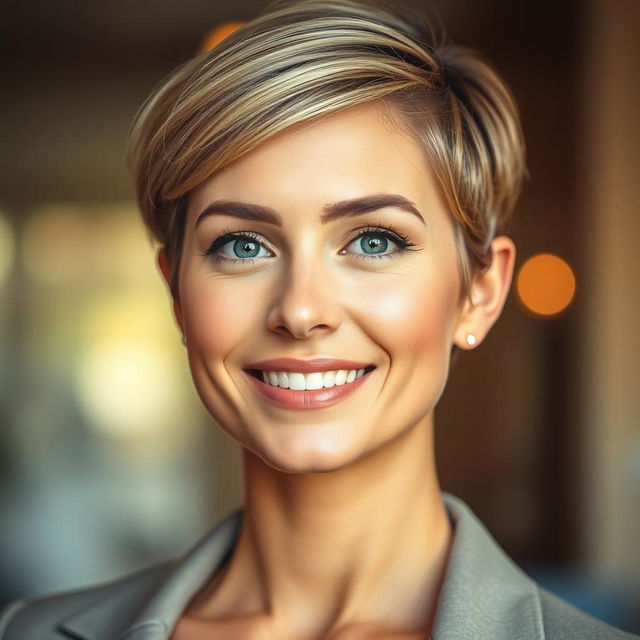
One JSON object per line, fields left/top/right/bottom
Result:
{"left": 244, "top": 358, "right": 375, "bottom": 373}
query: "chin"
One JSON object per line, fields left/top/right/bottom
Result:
{"left": 250, "top": 432, "right": 360, "bottom": 474}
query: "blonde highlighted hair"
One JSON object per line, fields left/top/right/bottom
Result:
{"left": 127, "top": 0, "right": 526, "bottom": 299}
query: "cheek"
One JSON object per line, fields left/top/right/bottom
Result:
{"left": 180, "top": 276, "right": 261, "bottom": 353}
{"left": 177, "top": 274, "right": 271, "bottom": 451}
{"left": 178, "top": 275, "right": 263, "bottom": 422}
{"left": 351, "top": 264, "right": 460, "bottom": 363}
{"left": 347, "top": 252, "right": 461, "bottom": 436}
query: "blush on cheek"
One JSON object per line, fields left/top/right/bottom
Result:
{"left": 351, "top": 266, "right": 459, "bottom": 432}
{"left": 182, "top": 277, "right": 258, "bottom": 351}
{"left": 179, "top": 277, "right": 261, "bottom": 426}
{"left": 356, "top": 270, "right": 458, "bottom": 354}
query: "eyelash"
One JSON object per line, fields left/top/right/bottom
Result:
{"left": 200, "top": 224, "right": 418, "bottom": 266}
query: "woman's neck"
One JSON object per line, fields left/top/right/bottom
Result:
{"left": 189, "top": 415, "right": 451, "bottom": 639}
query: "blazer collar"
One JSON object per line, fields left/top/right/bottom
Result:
{"left": 431, "top": 493, "right": 545, "bottom": 639}
{"left": 59, "top": 511, "right": 242, "bottom": 640}
{"left": 60, "top": 493, "right": 544, "bottom": 640}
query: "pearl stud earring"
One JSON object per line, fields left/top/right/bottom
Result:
{"left": 466, "top": 333, "right": 477, "bottom": 347}
{"left": 182, "top": 335, "right": 187, "bottom": 346}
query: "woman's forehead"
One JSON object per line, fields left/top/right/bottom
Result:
{"left": 187, "top": 104, "right": 438, "bottom": 221}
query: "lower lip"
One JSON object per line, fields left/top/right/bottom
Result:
{"left": 243, "top": 370, "right": 373, "bottom": 410}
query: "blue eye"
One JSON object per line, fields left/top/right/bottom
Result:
{"left": 201, "top": 225, "right": 416, "bottom": 266}
{"left": 201, "top": 232, "right": 272, "bottom": 262}
{"left": 344, "top": 227, "right": 414, "bottom": 260}
{"left": 224, "top": 237, "right": 268, "bottom": 259}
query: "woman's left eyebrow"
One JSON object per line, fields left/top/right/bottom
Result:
{"left": 195, "top": 194, "right": 426, "bottom": 228}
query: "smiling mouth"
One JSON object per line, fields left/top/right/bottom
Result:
{"left": 246, "top": 366, "right": 376, "bottom": 390}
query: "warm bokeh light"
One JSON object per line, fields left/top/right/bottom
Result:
{"left": 0, "top": 212, "right": 15, "bottom": 287}
{"left": 93, "top": 206, "right": 158, "bottom": 285}
{"left": 18, "top": 201, "right": 199, "bottom": 444}
{"left": 76, "top": 339, "right": 179, "bottom": 439}
{"left": 516, "top": 253, "right": 576, "bottom": 316}
{"left": 75, "top": 292, "right": 194, "bottom": 441}
{"left": 21, "top": 205, "right": 92, "bottom": 284}
{"left": 21, "top": 204, "right": 156, "bottom": 286}
{"left": 200, "top": 22, "right": 245, "bottom": 53}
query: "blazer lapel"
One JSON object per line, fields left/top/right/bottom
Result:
{"left": 433, "top": 493, "right": 545, "bottom": 640}
{"left": 58, "top": 510, "right": 242, "bottom": 640}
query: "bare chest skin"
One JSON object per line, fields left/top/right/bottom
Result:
{"left": 169, "top": 614, "right": 430, "bottom": 640}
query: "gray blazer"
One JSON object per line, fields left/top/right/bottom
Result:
{"left": 1, "top": 492, "right": 636, "bottom": 639}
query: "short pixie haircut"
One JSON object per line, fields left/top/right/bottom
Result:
{"left": 127, "top": 0, "right": 525, "bottom": 300}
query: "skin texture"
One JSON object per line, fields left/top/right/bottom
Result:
{"left": 159, "top": 104, "right": 515, "bottom": 639}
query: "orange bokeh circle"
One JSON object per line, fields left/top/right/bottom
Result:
{"left": 516, "top": 253, "right": 576, "bottom": 316}
{"left": 200, "top": 22, "right": 245, "bottom": 53}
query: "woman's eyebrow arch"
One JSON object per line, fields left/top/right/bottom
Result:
{"left": 195, "top": 194, "right": 425, "bottom": 228}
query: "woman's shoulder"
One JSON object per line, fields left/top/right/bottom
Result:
{"left": 0, "top": 510, "right": 241, "bottom": 639}
{"left": 439, "top": 493, "right": 639, "bottom": 639}
{"left": 0, "top": 560, "right": 175, "bottom": 640}
{"left": 538, "top": 585, "right": 638, "bottom": 639}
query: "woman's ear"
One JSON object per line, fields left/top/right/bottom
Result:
{"left": 453, "top": 236, "right": 516, "bottom": 349}
{"left": 157, "top": 248, "right": 185, "bottom": 335}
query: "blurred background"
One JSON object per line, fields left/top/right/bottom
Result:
{"left": 0, "top": 0, "right": 638, "bottom": 633}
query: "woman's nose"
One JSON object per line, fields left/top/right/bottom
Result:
{"left": 265, "top": 254, "right": 343, "bottom": 339}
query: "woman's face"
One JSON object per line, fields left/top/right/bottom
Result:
{"left": 175, "top": 103, "right": 465, "bottom": 473}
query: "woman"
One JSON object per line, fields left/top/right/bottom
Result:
{"left": 0, "top": 1, "right": 636, "bottom": 638}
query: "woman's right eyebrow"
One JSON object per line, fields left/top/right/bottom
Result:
{"left": 195, "top": 194, "right": 425, "bottom": 228}
{"left": 196, "top": 200, "right": 281, "bottom": 227}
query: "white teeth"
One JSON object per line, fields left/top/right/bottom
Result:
{"left": 305, "top": 372, "right": 325, "bottom": 390}
{"left": 258, "top": 368, "right": 369, "bottom": 390}
{"left": 288, "top": 373, "right": 305, "bottom": 391}
{"left": 277, "top": 372, "right": 289, "bottom": 388}
{"left": 322, "top": 371, "right": 336, "bottom": 388}
{"left": 334, "top": 370, "right": 348, "bottom": 385}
